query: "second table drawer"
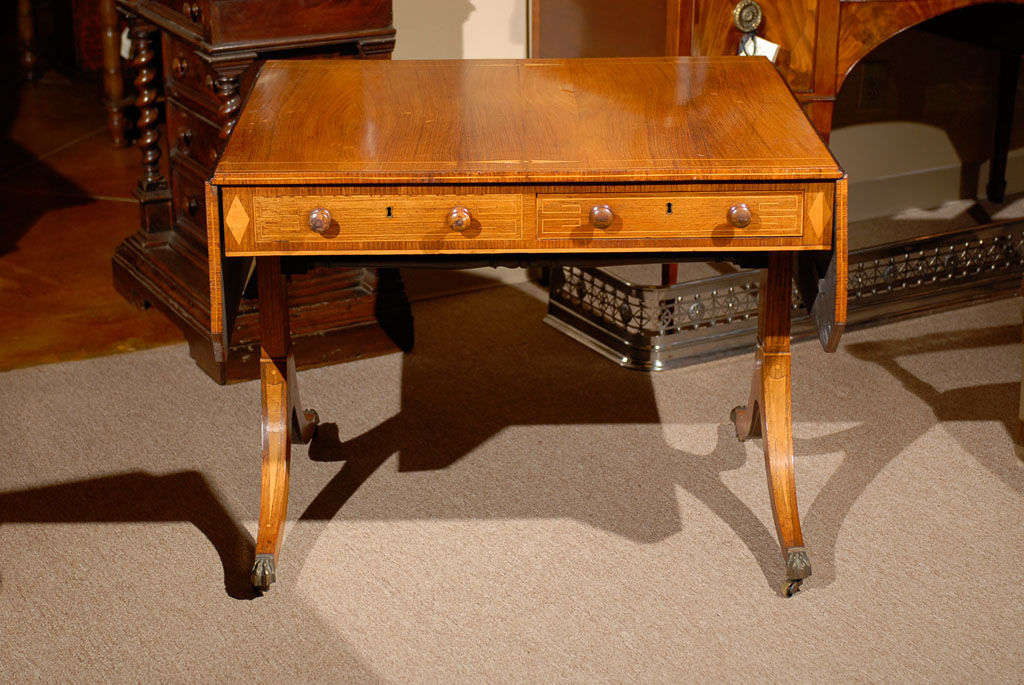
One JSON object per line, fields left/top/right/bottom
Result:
{"left": 536, "top": 191, "right": 805, "bottom": 240}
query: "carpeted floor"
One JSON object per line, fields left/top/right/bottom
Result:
{"left": 1, "top": 282, "right": 1022, "bottom": 682}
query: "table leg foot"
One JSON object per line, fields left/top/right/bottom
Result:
{"left": 251, "top": 553, "right": 277, "bottom": 591}
{"left": 730, "top": 403, "right": 760, "bottom": 441}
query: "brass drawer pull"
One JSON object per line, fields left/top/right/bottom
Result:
{"left": 727, "top": 203, "right": 752, "bottom": 228}
{"left": 589, "top": 204, "right": 614, "bottom": 229}
{"left": 308, "top": 207, "right": 332, "bottom": 234}
{"left": 446, "top": 206, "right": 472, "bottom": 232}
{"left": 732, "top": 0, "right": 763, "bottom": 33}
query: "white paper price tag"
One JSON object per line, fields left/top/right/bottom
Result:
{"left": 120, "top": 28, "right": 131, "bottom": 60}
{"left": 737, "top": 35, "right": 780, "bottom": 63}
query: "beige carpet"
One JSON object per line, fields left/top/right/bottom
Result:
{"left": 1, "top": 282, "right": 1022, "bottom": 682}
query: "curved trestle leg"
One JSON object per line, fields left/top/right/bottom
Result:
{"left": 252, "top": 258, "right": 319, "bottom": 592}
{"left": 730, "top": 254, "right": 811, "bottom": 596}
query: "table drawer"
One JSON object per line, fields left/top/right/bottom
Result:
{"left": 536, "top": 191, "right": 805, "bottom": 240}
{"left": 223, "top": 190, "right": 523, "bottom": 252}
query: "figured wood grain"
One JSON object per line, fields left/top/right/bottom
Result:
{"left": 219, "top": 181, "right": 835, "bottom": 256}
{"left": 213, "top": 57, "right": 844, "bottom": 186}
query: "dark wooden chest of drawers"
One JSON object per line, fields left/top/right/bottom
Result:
{"left": 113, "top": 0, "right": 406, "bottom": 383}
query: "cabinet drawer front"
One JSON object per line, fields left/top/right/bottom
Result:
{"left": 172, "top": 163, "right": 207, "bottom": 240}
{"left": 250, "top": 193, "right": 523, "bottom": 246}
{"left": 162, "top": 33, "right": 220, "bottom": 114}
{"left": 148, "top": 0, "right": 210, "bottom": 37}
{"left": 167, "top": 102, "right": 221, "bottom": 173}
{"left": 536, "top": 191, "right": 804, "bottom": 240}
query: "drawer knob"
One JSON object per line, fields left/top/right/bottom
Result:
{"left": 184, "top": 2, "right": 202, "bottom": 22}
{"left": 446, "top": 206, "right": 472, "bottom": 232}
{"left": 308, "top": 208, "right": 332, "bottom": 234}
{"left": 589, "top": 204, "right": 614, "bottom": 229}
{"left": 173, "top": 58, "right": 188, "bottom": 78}
{"left": 727, "top": 203, "right": 752, "bottom": 228}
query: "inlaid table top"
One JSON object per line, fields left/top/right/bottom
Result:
{"left": 212, "top": 56, "right": 843, "bottom": 186}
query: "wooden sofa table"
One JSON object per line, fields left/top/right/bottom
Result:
{"left": 206, "top": 56, "right": 847, "bottom": 596}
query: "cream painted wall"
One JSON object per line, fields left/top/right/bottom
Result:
{"left": 392, "top": 0, "right": 528, "bottom": 60}
{"left": 831, "top": 126, "right": 1024, "bottom": 223}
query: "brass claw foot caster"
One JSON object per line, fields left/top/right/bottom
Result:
{"left": 782, "top": 546, "right": 811, "bottom": 597}
{"left": 251, "top": 554, "right": 276, "bottom": 592}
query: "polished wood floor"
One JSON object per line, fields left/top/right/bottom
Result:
{"left": 0, "top": 72, "right": 184, "bottom": 372}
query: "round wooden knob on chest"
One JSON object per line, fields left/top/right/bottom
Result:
{"left": 178, "top": 129, "right": 193, "bottom": 150}
{"left": 308, "top": 208, "right": 332, "bottom": 234}
{"left": 183, "top": 2, "right": 202, "bottom": 23}
{"left": 589, "top": 204, "right": 614, "bottom": 229}
{"left": 173, "top": 58, "right": 188, "bottom": 78}
{"left": 727, "top": 203, "right": 752, "bottom": 228}
{"left": 446, "top": 206, "right": 472, "bottom": 232}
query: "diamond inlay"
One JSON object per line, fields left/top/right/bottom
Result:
{"left": 225, "top": 196, "right": 250, "bottom": 245}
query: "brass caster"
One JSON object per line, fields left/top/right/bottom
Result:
{"left": 785, "top": 547, "right": 812, "bottom": 580}
{"left": 251, "top": 553, "right": 276, "bottom": 592}
{"left": 730, "top": 405, "right": 750, "bottom": 441}
{"left": 304, "top": 408, "right": 320, "bottom": 438}
{"left": 782, "top": 579, "right": 803, "bottom": 597}
{"left": 293, "top": 408, "right": 320, "bottom": 444}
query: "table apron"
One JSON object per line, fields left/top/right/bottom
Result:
{"left": 213, "top": 181, "right": 837, "bottom": 257}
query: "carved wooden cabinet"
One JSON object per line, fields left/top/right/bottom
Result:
{"left": 674, "top": 0, "right": 1024, "bottom": 140}
{"left": 114, "top": 0, "right": 407, "bottom": 383}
